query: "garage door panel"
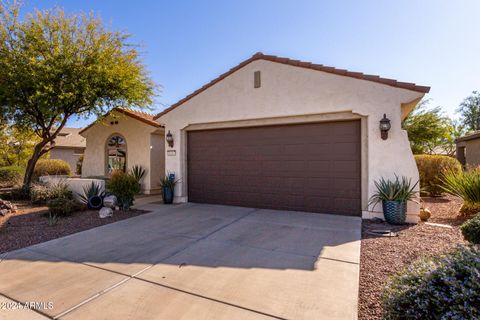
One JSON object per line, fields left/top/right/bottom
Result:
{"left": 188, "top": 121, "right": 361, "bottom": 216}
{"left": 334, "top": 198, "right": 361, "bottom": 212}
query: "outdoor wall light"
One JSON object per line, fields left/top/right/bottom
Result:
{"left": 379, "top": 114, "right": 391, "bottom": 140}
{"left": 166, "top": 130, "right": 174, "bottom": 148}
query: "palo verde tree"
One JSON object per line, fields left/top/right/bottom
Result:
{"left": 402, "top": 100, "right": 452, "bottom": 154}
{"left": 457, "top": 91, "right": 480, "bottom": 132}
{"left": 0, "top": 2, "right": 155, "bottom": 188}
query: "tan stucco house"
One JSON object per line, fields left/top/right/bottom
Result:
{"left": 456, "top": 131, "right": 480, "bottom": 168}
{"left": 79, "top": 108, "right": 165, "bottom": 194}
{"left": 81, "top": 53, "right": 430, "bottom": 222}
{"left": 50, "top": 127, "right": 86, "bottom": 173}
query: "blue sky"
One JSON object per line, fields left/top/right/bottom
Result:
{"left": 21, "top": 0, "right": 480, "bottom": 127}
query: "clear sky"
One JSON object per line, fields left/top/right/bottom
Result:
{"left": 21, "top": 0, "right": 480, "bottom": 127}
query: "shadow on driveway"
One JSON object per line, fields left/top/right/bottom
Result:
{"left": 0, "top": 203, "right": 361, "bottom": 320}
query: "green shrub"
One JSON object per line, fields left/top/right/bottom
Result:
{"left": 6, "top": 186, "right": 31, "bottom": 200}
{"left": 30, "top": 184, "right": 50, "bottom": 204}
{"left": 415, "top": 155, "right": 462, "bottom": 196}
{"left": 107, "top": 171, "right": 140, "bottom": 209}
{"left": 461, "top": 214, "right": 480, "bottom": 244}
{"left": 33, "top": 159, "right": 71, "bottom": 180}
{"left": 47, "top": 197, "right": 79, "bottom": 216}
{"left": 0, "top": 166, "right": 24, "bottom": 187}
{"left": 441, "top": 168, "right": 480, "bottom": 205}
{"left": 31, "top": 181, "right": 72, "bottom": 204}
{"left": 383, "top": 245, "right": 480, "bottom": 319}
{"left": 76, "top": 154, "right": 84, "bottom": 175}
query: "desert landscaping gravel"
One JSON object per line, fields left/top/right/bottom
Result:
{"left": 0, "top": 200, "right": 148, "bottom": 254}
{"left": 358, "top": 195, "right": 466, "bottom": 320}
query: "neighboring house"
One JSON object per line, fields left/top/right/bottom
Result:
{"left": 50, "top": 128, "right": 86, "bottom": 173}
{"left": 455, "top": 131, "right": 480, "bottom": 167}
{"left": 79, "top": 108, "right": 165, "bottom": 194}
{"left": 81, "top": 53, "right": 430, "bottom": 222}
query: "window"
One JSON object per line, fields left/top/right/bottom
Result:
{"left": 106, "top": 135, "right": 127, "bottom": 174}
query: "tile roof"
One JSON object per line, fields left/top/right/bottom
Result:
{"left": 154, "top": 52, "right": 431, "bottom": 120}
{"left": 79, "top": 108, "right": 161, "bottom": 135}
{"left": 52, "top": 127, "right": 86, "bottom": 149}
{"left": 456, "top": 131, "right": 480, "bottom": 142}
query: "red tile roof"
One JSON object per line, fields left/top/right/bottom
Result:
{"left": 154, "top": 52, "right": 430, "bottom": 120}
{"left": 79, "top": 108, "right": 161, "bottom": 135}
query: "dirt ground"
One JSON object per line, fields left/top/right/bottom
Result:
{"left": 358, "top": 194, "right": 466, "bottom": 320}
{"left": 0, "top": 200, "right": 148, "bottom": 254}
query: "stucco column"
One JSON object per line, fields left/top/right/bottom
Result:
{"left": 164, "top": 127, "right": 186, "bottom": 203}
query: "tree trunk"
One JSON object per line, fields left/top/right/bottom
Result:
{"left": 21, "top": 116, "right": 69, "bottom": 189}
{"left": 22, "top": 141, "right": 48, "bottom": 189}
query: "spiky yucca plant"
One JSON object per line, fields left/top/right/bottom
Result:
{"left": 441, "top": 169, "right": 480, "bottom": 204}
{"left": 130, "top": 165, "right": 146, "bottom": 183}
{"left": 77, "top": 181, "right": 105, "bottom": 205}
{"left": 368, "top": 175, "right": 418, "bottom": 209}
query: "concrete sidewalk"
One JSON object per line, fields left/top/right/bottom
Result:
{"left": 0, "top": 203, "right": 361, "bottom": 319}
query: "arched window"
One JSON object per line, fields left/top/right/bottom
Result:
{"left": 106, "top": 134, "right": 127, "bottom": 174}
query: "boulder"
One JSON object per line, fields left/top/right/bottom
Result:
{"left": 103, "top": 195, "right": 117, "bottom": 208}
{"left": 419, "top": 208, "right": 431, "bottom": 222}
{"left": 0, "top": 199, "right": 16, "bottom": 215}
{"left": 99, "top": 207, "right": 113, "bottom": 218}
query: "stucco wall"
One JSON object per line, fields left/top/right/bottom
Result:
{"left": 49, "top": 148, "right": 83, "bottom": 174}
{"left": 81, "top": 111, "right": 164, "bottom": 193}
{"left": 157, "top": 59, "right": 425, "bottom": 222}
{"left": 149, "top": 133, "right": 165, "bottom": 194}
{"left": 463, "top": 139, "right": 480, "bottom": 167}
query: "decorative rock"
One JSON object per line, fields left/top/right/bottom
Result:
{"left": 419, "top": 208, "right": 431, "bottom": 222}
{"left": 99, "top": 207, "right": 113, "bottom": 218}
{"left": 103, "top": 195, "right": 117, "bottom": 208}
{"left": 114, "top": 206, "right": 120, "bottom": 211}
{"left": 0, "top": 199, "right": 16, "bottom": 215}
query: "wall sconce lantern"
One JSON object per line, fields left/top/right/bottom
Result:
{"left": 166, "top": 130, "right": 174, "bottom": 147}
{"left": 379, "top": 114, "right": 391, "bottom": 140}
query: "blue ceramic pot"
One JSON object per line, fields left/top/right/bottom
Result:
{"left": 88, "top": 195, "right": 103, "bottom": 210}
{"left": 163, "top": 187, "right": 174, "bottom": 204}
{"left": 382, "top": 200, "right": 407, "bottom": 225}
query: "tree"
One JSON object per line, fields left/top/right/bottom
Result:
{"left": 402, "top": 100, "right": 452, "bottom": 154}
{"left": 0, "top": 125, "right": 40, "bottom": 167}
{"left": 0, "top": 2, "right": 155, "bottom": 188}
{"left": 457, "top": 91, "right": 480, "bottom": 132}
{"left": 442, "top": 120, "right": 466, "bottom": 156}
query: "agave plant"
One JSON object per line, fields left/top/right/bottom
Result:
{"left": 441, "top": 168, "right": 480, "bottom": 204}
{"left": 160, "top": 175, "right": 179, "bottom": 189}
{"left": 77, "top": 181, "right": 105, "bottom": 205}
{"left": 130, "top": 165, "right": 146, "bottom": 183}
{"left": 368, "top": 175, "right": 418, "bottom": 208}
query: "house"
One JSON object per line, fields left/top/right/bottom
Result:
{"left": 81, "top": 53, "right": 430, "bottom": 222}
{"left": 50, "top": 127, "right": 86, "bottom": 173}
{"left": 455, "top": 131, "right": 480, "bottom": 168}
{"left": 79, "top": 108, "right": 165, "bottom": 194}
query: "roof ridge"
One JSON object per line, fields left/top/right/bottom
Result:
{"left": 119, "top": 107, "right": 156, "bottom": 119}
{"left": 79, "top": 108, "right": 161, "bottom": 135}
{"left": 154, "top": 52, "right": 430, "bottom": 120}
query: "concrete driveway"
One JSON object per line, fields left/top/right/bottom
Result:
{"left": 0, "top": 202, "right": 361, "bottom": 320}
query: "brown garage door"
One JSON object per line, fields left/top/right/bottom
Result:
{"left": 187, "top": 120, "right": 361, "bottom": 216}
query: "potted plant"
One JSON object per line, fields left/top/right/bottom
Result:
{"left": 368, "top": 175, "right": 418, "bottom": 225}
{"left": 160, "top": 174, "right": 179, "bottom": 204}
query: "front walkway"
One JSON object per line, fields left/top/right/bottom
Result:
{"left": 0, "top": 203, "right": 361, "bottom": 320}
